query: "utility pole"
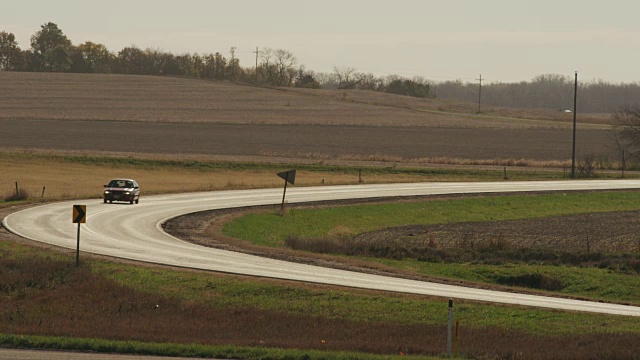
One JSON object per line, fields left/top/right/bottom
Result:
{"left": 230, "top": 47, "right": 236, "bottom": 81}
{"left": 476, "top": 74, "right": 483, "bottom": 113}
{"left": 571, "top": 71, "right": 578, "bottom": 178}
{"left": 253, "top": 46, "right": 259, "bottom": 84}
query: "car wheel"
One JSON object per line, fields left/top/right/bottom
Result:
{"left": 109, "top": 200, "right": 112, "bottom": 203}
{"left": 130, "top": 199, "right": 134, "bottom": 204}
{"left": 104, "top": 199, "right": 107, "bottom": 203}
{"left": 135, "top": 198, "right": 139, "bottom": 204}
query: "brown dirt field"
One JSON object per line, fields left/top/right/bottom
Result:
{"left": 0, "top": 71, "right": 604, "bottom": 128}
{"left": 0, "top": 72, "right": 618, "bottom": 163}
{"left": 359, "top": 211, "right": 640, "bottom": 254}
{"left": 0, "top": 118, "right": 617, "bottom": 162}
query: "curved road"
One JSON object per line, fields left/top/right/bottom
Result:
{"left": 4, "top": 180, "right": 640, "bottom": 317}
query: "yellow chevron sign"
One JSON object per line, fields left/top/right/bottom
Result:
{"left": 72, "top": 205, "right": 86, "bottom": 223}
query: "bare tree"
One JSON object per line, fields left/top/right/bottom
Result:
{"left": 315, "top": 72, "right": 338, "bottom": 89}
{"left": 273, "top": 49, "right": 297, "bottom": 86}
{"left": 258, "top": 48, "right": 275, "bottom": 84}
{"left": 353, "top": 72, "right": 379, "bottom": 91}
{"left": 333, "top": 66, "right": 357, "bottom": 89}
{"left": 611, "top": 105, "right": 640, "bottom": 159}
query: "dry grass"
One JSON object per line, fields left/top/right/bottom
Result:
{"left": 0, "top": 154, "right": 450, "bottom": 201}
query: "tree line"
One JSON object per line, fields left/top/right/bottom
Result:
{"left": 2, "top": 22, "right": 640, "bottom": 112}
{"left": 433, "top": 74, "right": 640, "bottom": 113}
{"left": 0, "top": 22, "right": 434, "bottom": 99}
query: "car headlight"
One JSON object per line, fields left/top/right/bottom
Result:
{"left": 125, "top": 192, "right": 131, "bottom": 195}
{"left": 104, "top": 191, "right": 110, "bottom": 194}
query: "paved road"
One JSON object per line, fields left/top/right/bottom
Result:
{"left": 4, "top": 180, "right": 640, "bottom": 316}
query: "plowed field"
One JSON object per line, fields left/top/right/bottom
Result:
{"left": 0, "top": 72, "right": 616, "bottom": 162}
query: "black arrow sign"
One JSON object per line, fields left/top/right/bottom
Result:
{"left": 277, "top": 170, "right": 296, "bottom": 185}
{"left": 73, "top": 205, "right": 86, "bottom": 224}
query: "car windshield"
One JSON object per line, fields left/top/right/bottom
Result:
{"left": 108, "top": 180, "right": 133, "bottom": 188}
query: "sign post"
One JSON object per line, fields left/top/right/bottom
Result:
{"left": 447, "top": 299, "right": 453, "bottom": 357}
{"left": 72, "top": 205, "right": 86, "bottom": 266}
{"left": 276, "top": 170, "right": 296, "bottom": 215}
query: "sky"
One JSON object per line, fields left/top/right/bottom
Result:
{"left": 2, "top": 0, "right": 639, "bottom": 83}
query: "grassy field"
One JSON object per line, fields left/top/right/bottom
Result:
{"left": 0, "top": 239, "right": 639, "bottom": 359}
{"left": 223, "top": 192, "right": 640, "bottom": 247}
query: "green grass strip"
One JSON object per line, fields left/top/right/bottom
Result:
{"left": 0, "top": 334, "right": 429, "bottom": 360}
{"left": 93, "top": 262, "right": 640, "bottom": 336}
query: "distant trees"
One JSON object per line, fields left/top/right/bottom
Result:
{"left": 327, "top": 67, "right": 434, "bottom": 98}
{"left": 70, "top": 42, "right": 114, "bottom": 73}
{"left": 333, "top": 66, "right": 358, "bottom": 89}
{"left": 385, "top": 77, "right": 433, "bottom": 98}
{"left": 30, "top": 22, "right": 72, "bottom": 71}
{"left": 5, "top": 22, "right": 640, "bottom": 112}
{"left": 611, "top": 105, "right": 640, "bottom": 159}
{"left": 432, "top": 74, "right": 640, "bottom": 113}
{"left": 293, "top": 67, "right": 320, "bottom": 89}
{"left": 116, "top": 46, "right": 146, "bottom": 74}
{"left": 257, "top": 48, "right": 297, "bottom": 86}
{"left": 0, "top": 31, "right": 22, "bottom": 70}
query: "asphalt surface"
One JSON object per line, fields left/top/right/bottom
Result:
{"left": 4, "top": 180, "right": 640, "bottom": 317}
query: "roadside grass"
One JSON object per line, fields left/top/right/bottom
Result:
{"left": 3, "top": 151, "right": 634, "bottom": 202}
{"left": 93, "top": 261, "right": 640, "bottom": 335}
{"left": 8, "top": 149, "right": 634, "bottom": 240}
{"left": 0, "top": 240, "right": 639, "bottom": 359}
{"left": 0, "top": 335, "right": 426, "bottom": 360}
{"left": 373, "top": 260, "right": 640, "bottom": 304}
{"left": 223, "top": 192, "right": 640, "bottom": 303}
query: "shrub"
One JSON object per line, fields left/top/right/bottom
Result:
{"left": 496, "top": 273, "right": 565, "bottom": 291}
{"left": 284, "top": 235, "right": 348, "bottom": 254}
{"left": 3, "top": 188, "right": 29, "bottom": 202}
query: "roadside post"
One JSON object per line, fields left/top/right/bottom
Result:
{"left": 447, "top": 299, "right": 453, "bottom": 357}
{"left": 72, "top": 205, "right": 86, "bottom": 266}
{"left": 277, "top": 170, "right": 296, "bottom": 215}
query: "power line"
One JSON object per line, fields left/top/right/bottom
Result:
{"left": 476, "top": 74, "right": 483, "bottom": 113}
{"left": 253, "top": 46, "right": 260, "bottom": 84}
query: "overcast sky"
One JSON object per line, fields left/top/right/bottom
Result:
{"left": 2, "top": 0, "right": 638, "bottom": 83}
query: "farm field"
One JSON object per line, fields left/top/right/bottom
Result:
{"left": 1, "top": 72, "right": 638, "bottom": 359}
{"left": 0, "top": 72, "right": 619, "bottom": 164}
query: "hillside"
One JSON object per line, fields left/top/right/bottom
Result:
{"left": 0, "top": 72, "right": 607, "bottom": 129}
